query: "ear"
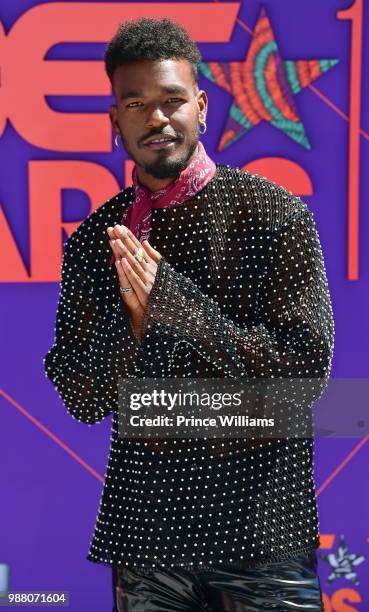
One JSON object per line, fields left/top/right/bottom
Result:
{"left": 196, "top": 90, "right": 208, "bottom": 124}
{"left": 109, "top": 104, "right": 120, "bottom": 136}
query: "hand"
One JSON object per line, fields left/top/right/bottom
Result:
{"left": 107, "top": 224, "right": 162, "bottom": 339}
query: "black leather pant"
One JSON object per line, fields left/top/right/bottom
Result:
{"left": 111, "top": 552, "right": 324, "bottom": 611}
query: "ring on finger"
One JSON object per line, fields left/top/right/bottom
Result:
{"left": 134, "top": 246, "right": 145, "bottom": 263}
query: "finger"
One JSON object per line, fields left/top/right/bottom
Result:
{"left": 115, "top": 260, "right": 137, "bottom": 308}
{"left": 121, "top": 258, "right": 151, "bottom": 308}
{"left": 108, "top": 227, "right": 131, "bottom": 261}
{"left": 141, "top": 240, "right": 162, "bottom": 263}
{"left": 112, "top": 232, "right": 150, "bottom": 273}
{"left": 119, "top": 225, "right": 144, "bottom": 250}
{"left": 107, "top": 226, "right": 120, "bottom": 254}
{"left": 108, "top": 224, "right": 136, "bottom": 247}
{"left": 112, "top": 244, "right": 135, "bottom": 293}
{"left": 115, "top": 239, "right": 152, "bottom": 284}
{"left": 128, "top": 250, "right": 151, "bottom": 285}
{"left": 114, "top": 225, "right": 149, "bottom": 262}
{"left": 127, "top": 251, "right": 157, "bottom": 287}
{"left": 109, "top": 238, "right": 127, "bottom": 260}
{"left": 107, "top": 227, "right": 124, "bottom": 261}
{"left": 108, "top": 238, "right": 121, "bottom": 262}
{"left": 115, "top": 259, "right": 131, "bottom": 287}
{"left": 109, "top": 228, "right": 156, "bottom": 285}
{"left": 114, "top": 240, "right": 150, "bottom": 283}
{"left": 115, "top": 256, "right": 131, "bottom": 287}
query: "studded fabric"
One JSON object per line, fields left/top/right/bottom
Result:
{"left": 43, "top": 164, "right": 334, "bottom": 573}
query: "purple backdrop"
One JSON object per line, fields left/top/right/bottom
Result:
{"left": 1, "top": 1, "right": 368, "bottom": 610}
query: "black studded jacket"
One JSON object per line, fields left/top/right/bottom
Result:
{"left": 44, "top": 164, "right": 334, "bottom": 572}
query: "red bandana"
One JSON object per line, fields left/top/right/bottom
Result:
{"left": 109, "top": 141, "right": 216, "bottom": 265}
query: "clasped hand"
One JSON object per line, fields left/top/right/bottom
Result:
{"left": 106, "top": 225, "right": 162, "bottom": 339}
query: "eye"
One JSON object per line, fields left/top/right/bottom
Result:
{"left": 126, "top": 101, "right": 143, "bottom": 108}
{"left": 125, "top": 98, "right": 184, "bottom": 109}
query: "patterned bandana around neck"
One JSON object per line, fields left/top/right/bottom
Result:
{"left": 109, "top": 140, "right": 216, "bottom": 266}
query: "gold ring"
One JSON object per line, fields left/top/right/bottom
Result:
{"left": 134, "top": 246, "right": 145, "bottom": 263}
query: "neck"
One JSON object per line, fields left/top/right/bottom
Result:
{"left": 135, "top": 144, "right": 199, "bottom": 192}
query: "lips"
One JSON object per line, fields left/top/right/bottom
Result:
{"left": 143, "top": 134, "right": 176, "bottom": 144}
{"left": 142, "top": 134, "right": 178, "bottom": 150}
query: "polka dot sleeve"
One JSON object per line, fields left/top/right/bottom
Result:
{"left": 139, "top": 205, "right": 334, "bottom": 384}
{"left": 43, "top": 236, "right": 138, "bottom": 425}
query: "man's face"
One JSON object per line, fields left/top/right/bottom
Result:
{"left": 109, "top": 59, "right": 208, "bottom": 179}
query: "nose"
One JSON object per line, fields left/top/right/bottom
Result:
{"left": 145, "top": 105, "right": 170, "bottom": 128}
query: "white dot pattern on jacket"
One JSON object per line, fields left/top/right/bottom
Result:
{"left": 43, "top": 164, "right": 334, "bottom": 573}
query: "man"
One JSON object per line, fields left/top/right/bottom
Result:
{"left": 44, "top": 17, "right": 334, "bottom": 611}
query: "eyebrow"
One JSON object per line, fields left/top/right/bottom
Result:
{"left": 120, "top": 85, "right": 188, "bottom": 100}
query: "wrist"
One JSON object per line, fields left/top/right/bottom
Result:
{"left": 129, "top": 310, "right": 146, "bottom": 340}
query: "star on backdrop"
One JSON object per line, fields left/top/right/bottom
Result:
{"left": 199, "top": 6, "right": 339, "bottom": 151}
{"left": 321, "top": 535, "right": 366, "bottom": 586}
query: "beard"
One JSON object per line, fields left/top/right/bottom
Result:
{"left": 142, "top": 138, "right": 199, "bottom": 179}
{"left": 122, "top": 124, "right": 201, "bottom": 180}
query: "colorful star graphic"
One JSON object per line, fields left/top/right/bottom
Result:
{"left": 199, "top": 6, "right": 339, "bottom": 151}
{"left": 321, "top": 536, "right": 366, "bottom": 586}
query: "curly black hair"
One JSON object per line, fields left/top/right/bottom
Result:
{"left": 104, "top": 18, "right": 202, "bottom": 84}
